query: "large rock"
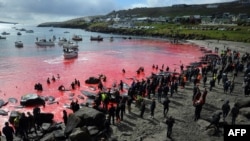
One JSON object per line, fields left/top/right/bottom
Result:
{"left": 69, "top": 127, "right": 92, "bottom": 141}
{"left": 64, "top": 113, "right": 82, "bottom": 136}
{"left": 240, "top": 107, "right": 250, "bottom": 119}
{"left": 74, "top": 107, "right": 105, "bottom": 129}
{"left": 235, "top": 98, "right": 250, "bottom": 108}
{"left": 64, "top": 107, "right": 105, "bottom": 136}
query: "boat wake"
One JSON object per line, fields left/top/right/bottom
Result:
{"left": 43, "top": 56, "right": 64, "bottom": 64}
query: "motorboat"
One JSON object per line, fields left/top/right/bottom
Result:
{"left": 63, "top": 48, "right": 78, "bottom": 59}
{"left": 35, "top": 39, "right": 55, "bottom": 46}
{"left": 26, "top": 30, "right": 34, "bottom": 33}
{"left": 90, "top": 35, "right": 103, "bottom": 41}
{"left": 0, "top": 36, "right": 6, "bottom": 39}
{"left": 72, "top": 35, "right": 82, "bottom": 41}
{"left": 15, "top": 41, "right": 23, "bottom": 47}
{"left": 1, "top": 31, "right": 10, "bottom": 35}
{"left": 58, "top": 38, "right": 68, "bottom": 45}
{"left": 63, "top": 41, "right": 79, "bottom": 51}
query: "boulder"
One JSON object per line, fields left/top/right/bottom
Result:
{"left": 53, "top": 129, "right": 67, "bottom": 140}
{"left": 64, "top": 113, "right": 82, "bottom": 136}
{"left": 64, "top": 107, "right": 105, "bottom": 136}
{"left": 74, "top": 107, "right": 105, "bottom": 129}
{"left": 235, "top": 98, "right": 250, "bottom": 108}
{"left": 69, "top": 127, "right": 92, "bottom": 141}
{"left": 240, "top": 107, "right": 250, "bottom": 119}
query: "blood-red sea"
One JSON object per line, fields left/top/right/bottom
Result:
{"left": 0, "top": 33, "right": 204, "bottom": 128}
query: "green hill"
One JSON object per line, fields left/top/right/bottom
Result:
{"left": 107, "top": 1, "right": 250, "bottom": 18}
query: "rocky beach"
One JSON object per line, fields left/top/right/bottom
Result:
{"left": 1, "top": 39, "right": 250, "bottom": 141}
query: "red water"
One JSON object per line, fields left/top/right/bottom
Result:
{"left": 0, "top": 39, "right": 203, "bottom": 128}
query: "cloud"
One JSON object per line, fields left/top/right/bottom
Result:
{"left": 0, "top": 0, "right": 236, "bottom": 24}
{"left": 0, "top": 0, "right": 116, "bottom": 24}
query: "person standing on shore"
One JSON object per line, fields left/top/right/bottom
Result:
{"left": 150, "top": 98, "right": 156, "bottom": 118}
{"left": 163, "top": 97, "right": 170, "bottom": 118}
{"left": 140, "top": 100, "right": 146, "bottom": 118}
{"left": 166, "top": 116, "right": 175, "bottom": 139}
{"left": 63, "top": 110, "right": 68, "bottom": 126}
{"left": 2, "top": 122, "right": 14, "bottom": 141}
{"left": 231, "top": 103, "right": 239, "bottom": 125}
{"left": 221, "top": 100, "right": 230, "bottom": 121}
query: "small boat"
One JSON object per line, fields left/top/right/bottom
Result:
{"left": 90, "top": 35, "right": 103, "bottom": 41}
{"left": 19, "top": 28, "right": 26, "bottom": 31}
{"left": 72, "top": 35, "right": 82, "bottom": 41}
{"left": 35, "top": 39, "right": 55, "bottom": 46}
{"left": 26, "top": 30, "right": 34, "bottom": 33}
{"left": 63, "top": 48, "right": 78, "bottom": 59}
{"left": 64, "top": 31, "right": 70, "bottom": 33}
{"left": 63, "top": 41, "right": 79, "bottom": 50}
{"left": 15, "top": 41, "right": 23, "bottom": 47}
{"left": 0, "top": 36, "right": 6, "bottom": 39}
{"left": 58, "top": 38, "right": 68, "bottom": 45}
{"left": 17, "top": 32, "right": 22, "bottom": 36}
{"left": 49, "top": 29, "right": 53, "bottom": 32}
{"left": 1, "top": 31, "right": 10, "bottom": 35}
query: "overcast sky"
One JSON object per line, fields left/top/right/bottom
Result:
{"left": 0, "top": 0, "right": 234, "bottom": 25}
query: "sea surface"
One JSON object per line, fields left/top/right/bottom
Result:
{"left": 0, "top": 23, "right": 203, "bottom": 127}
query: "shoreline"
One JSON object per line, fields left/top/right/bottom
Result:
{"left": 0, "top": 37, "right": 250, "bottom": 141}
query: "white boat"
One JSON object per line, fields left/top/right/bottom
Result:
{"left": 15, "top": 41, "right": 23, "bottom": 47}
{"left": 72, "top": 35, "right": 82, "bottom": 41}
{"left": 63, "top": 48, "right": 78, "bottom": 59}
{"left": 35, "top": 39, "right": 55, "bottom": 46}
{"left": 62, "top": 41, "right": 79, "bottom": 50}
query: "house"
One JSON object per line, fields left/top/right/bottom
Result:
{"left": 206, "top": 4, "right": 219, "bottom": 8}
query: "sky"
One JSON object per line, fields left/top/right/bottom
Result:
{"left": 0, "top": 0, "right": 235, "bottom": 25}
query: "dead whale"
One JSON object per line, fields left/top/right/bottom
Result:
{"left": 0, "top": 109, "right": 8, "bottom": 116}
{"left": 0, "top": 99, "right": 8, "bottom": 108}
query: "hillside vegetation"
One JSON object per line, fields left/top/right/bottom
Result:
{"left": 37, "top": 1, "right": 250, "bottom": 42}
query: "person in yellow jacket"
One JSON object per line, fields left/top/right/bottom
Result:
{"left": 13, "top": 116, "right": 20, "bottom": 136}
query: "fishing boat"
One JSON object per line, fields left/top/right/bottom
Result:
{"left": 0, "top": 36, "right": 6, "bottom": 39}
{"left": 15, "top": 41, "right": 24, "bottom": 47}
{"left": 26, "top": 30, "right": 34, "bottom": 33}
{"left": 90, "top": 35, "right": 103, "bottom": 41}
{"left": 62, "top": 41, "right": 79, "bottom": 50}
{"left": 72, "top": 35, "right": 82, "bottom": 41}
{"left": 35, "top": 39, "right": 55, "bottom": 46}
{"left": 63, "top": 48, "right": 78, "bottom": 59}
{"left": 1, "top": 31, "right": 10, "bottom": 35}
{"left": 58, "top": 38, "right": 68, "bottom": 45}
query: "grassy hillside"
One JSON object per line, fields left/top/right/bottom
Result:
{"left": 108, "top": 1, "right": 250, "bottom": 18}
